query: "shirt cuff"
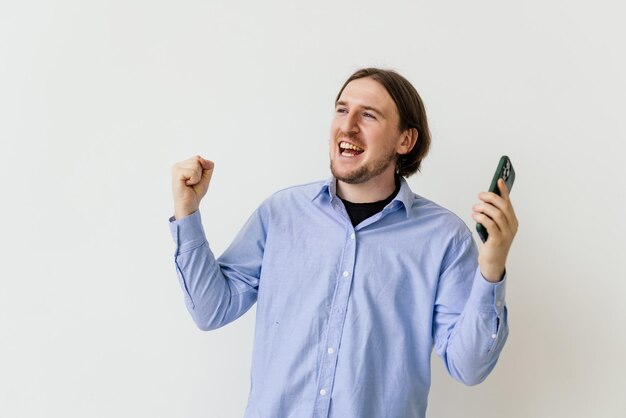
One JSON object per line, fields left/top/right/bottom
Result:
{"left": 467, "top": 266, "right": 507, "bottom": 314}
{"left": 168, "top": 210, "right": 207, "bottom": 254}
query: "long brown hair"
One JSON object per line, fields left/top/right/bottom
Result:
{"left": 335, "top": 68, "right": 431, "bottom": 177}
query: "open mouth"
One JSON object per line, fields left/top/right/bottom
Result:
{"left": 338, "top": 141, "right": 365, "bottom": 157}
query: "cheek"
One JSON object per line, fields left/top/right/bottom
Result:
{"left": 330, "top": 127, "right": 342, "bottom": 143}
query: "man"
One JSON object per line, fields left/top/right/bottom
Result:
{"left": 169, "top": 68, "right": 518, "bottom": 418}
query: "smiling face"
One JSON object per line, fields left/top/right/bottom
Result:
{"left": 329, "top": 77, "right": 411, "bottom": 185}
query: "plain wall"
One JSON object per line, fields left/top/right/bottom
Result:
{"left": 1, "top": 1, "right": 625, "bottom": 417}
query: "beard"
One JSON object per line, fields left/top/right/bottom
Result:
{"left": 330, "top": 147, "right": 398, "bottom": 184}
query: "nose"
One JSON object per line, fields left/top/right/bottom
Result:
{"left": 339, "top": 110, "right": 360, "bottom": 136}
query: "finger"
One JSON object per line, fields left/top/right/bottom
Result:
{"left": 193, "top": 156, "right": 214, "bottom": 184}
{"left": 200, "top": 163, "right": 214, "bottom": 186}
{"left": 478, "top": 189, "right": 518, "bottom": 229}
{"left": 496, "top": 179, "right": 519, "bottom": 226}
{"left": 497, "top": 178, "right": 510, "bottom": 200}
{"left": 199, "top": 158, "right": 214, "bottom": 171}
{"left": 477, "top": 201, "right": 518, "bottom": 238}
{"left": 472, "top": 211, "right": 502, "bottom": 240}
{"left": 175, "top": 159, "right": 202, "bottom": 174}
{"left": 472, "top": 202, "right": 511, "bottom": 235}
{"left": 178, "top": 167, "right": 202, "bottom": 186}
{"left": 495, "top": 178, "right": 517, "bottom": 219}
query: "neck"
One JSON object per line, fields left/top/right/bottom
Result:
{"left": 336, "top": 170, "right": 398, "bottom": 203}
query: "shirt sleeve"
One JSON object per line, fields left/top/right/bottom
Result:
{"left": 432, "top": 234, "right": 509, "bottom": 385}
{"left": 168, "top": 207, "right": 267, "bottom": 331}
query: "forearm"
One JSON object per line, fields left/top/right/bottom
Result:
{"left": 170, "top": 211, "right": 256, "bottom": 331}
{"left": 436, "top": 267, "right": 509, "bottom": 385}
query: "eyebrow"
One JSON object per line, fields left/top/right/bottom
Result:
{"left": 336, "top": 100, "right": 386, "bottom": 119}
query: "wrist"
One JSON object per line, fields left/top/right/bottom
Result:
{"left": 174, "top": 206, "right": 197, "bottom": 220}
{"left": 480, "top": 265, "right": 505, "bottom": 282}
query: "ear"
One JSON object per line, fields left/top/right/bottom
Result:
{"left": 396, "top": 128, "right": 418, "bottom": 155}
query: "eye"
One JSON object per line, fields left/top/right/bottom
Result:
{"left": 363, "top": 112, "right": 376, "bottom": 119}
{"left": 336, "top": 107, "right": 348, "bottom": 114}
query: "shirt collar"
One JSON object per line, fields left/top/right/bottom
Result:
{"left": 312, "top": 176, "right": 415, "bottom": 218}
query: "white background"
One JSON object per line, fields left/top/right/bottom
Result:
{"left": 1, "top": 1, "right": 625, "bottom": 417}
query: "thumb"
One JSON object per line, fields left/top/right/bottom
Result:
{"left": 194, "top": 160, "right": 214, "bottom": 196}
{"left": 201, "top": 163, "right": 214, "bottom": 185}
{"left": 197, "top": 157, "right": 214, "bottom": 171}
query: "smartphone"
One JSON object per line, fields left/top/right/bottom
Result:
{"left": 476, "top": 155, "right": 515, "bottom": 243}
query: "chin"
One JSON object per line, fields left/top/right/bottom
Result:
{"left": 330, "top": 161, "right": 369, "bottom": 184}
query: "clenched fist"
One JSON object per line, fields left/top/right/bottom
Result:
{"left": 171, "top": 155, "right": 214, "bottom": 220}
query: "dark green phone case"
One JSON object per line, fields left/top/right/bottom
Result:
{"left": 476, "top": 155, "right": 515, "bottom": 242}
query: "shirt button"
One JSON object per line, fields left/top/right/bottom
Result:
{"left": 496, "top": 300, "right": 502, "bottom": 307}
{"left": 327, "top": 347, "right": 335, "bottom": 354}
{"left": 342, "top": 271, "right": 349, "bottom": 277}
{"left": 320, "top": 389, "right": 327, "bottom": 396}
{"left": 350, "top": 233, "right": 355, "bottom": 240}
{"left": 491, "top": 334, "right": 497, "bottom": 339}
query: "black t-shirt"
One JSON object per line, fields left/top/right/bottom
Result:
{"left": 339, "top": 176, "right": 401, "bottom": 227}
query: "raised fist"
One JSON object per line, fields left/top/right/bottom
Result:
{"left": 171, "top": 155, "right": 214, "bottom": 219}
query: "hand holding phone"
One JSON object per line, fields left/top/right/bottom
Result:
{"left": 476, "top": 156, "right": 516, "bottom": 243}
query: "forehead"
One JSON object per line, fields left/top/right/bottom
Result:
{"left": 338, "top": 77, "right": 396, "bottom": 113}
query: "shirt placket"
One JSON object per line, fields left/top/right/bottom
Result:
{"left": 313, "top": 200, "right": 358, "bottom": 418}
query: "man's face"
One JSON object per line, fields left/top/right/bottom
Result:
{"left": 329, "top": 77, "right": 403, "bottom": 185}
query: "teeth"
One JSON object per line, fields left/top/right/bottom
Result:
{"left": 339, "top": 141, "right": 364, "bottom": 151}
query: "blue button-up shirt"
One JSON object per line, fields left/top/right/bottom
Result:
{"left": 169, "top": 177, "right": 508, "bottom": 418}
